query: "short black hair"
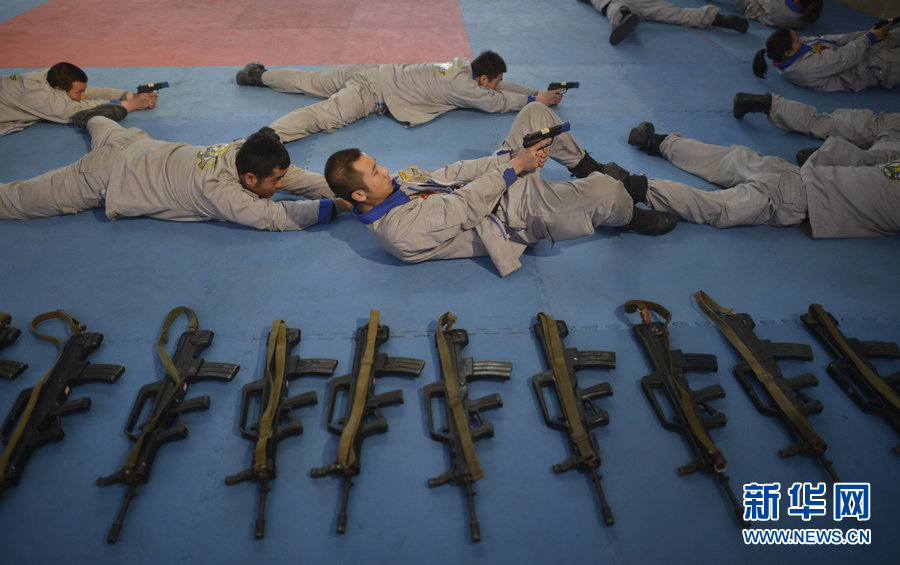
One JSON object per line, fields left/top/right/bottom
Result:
{"left": 324, "top": 148, "right": 366, "bottom": 201}
{"left": 235, "top": 127, "right": 290, "bottom": 179}
{"left": 47, "top": 62, "right": 88, "bottom": 90}
{"left": 471, "top": 50, "right": 506, "bottom": 80}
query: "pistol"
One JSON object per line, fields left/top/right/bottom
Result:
{"left": 523, "top": 122, "right": 570, "bottom": 148}
{"left": 136, "top": 81, "right": 169, "bottom": 93}
{"left": 547, "top": 81, "right": 579, "bottom": 92}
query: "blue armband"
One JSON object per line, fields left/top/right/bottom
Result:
{"left": 866, "top": 31, "right": 877, "bottom": 44}
{"left": 503, "top": 167, "right": 517, "bottom": 187}
{"left": 317, "top": 197, "right": 334, "bottom": 224}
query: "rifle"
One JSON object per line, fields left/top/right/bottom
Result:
{"left": 531, "top": 312, "right": 615, "bottom": 525}
{"left": 0, "top": 310, "right": 123, "bottom": 492}
{"left": 547, "top": 81, "right": 579, "bottom": 92}
{"left": 695, "top": 291, "right": 839, "bottom": 481}
{"left": 424, "top": 312, "right": 512, "bottom": 542}
{"left": 97, "top": 306, "right": 239, "bottom": 543}
{"left": 802, "top": 303, "right": 900, "bottom": 454}
{"left": 523, "top": 122, "right": 571, "bottom": 148}
{"left": 310, "top": 310, "right": 424, "bottom": 534}
{"left": 225, "top": 319, "right": 338, "bottom": 539}
{"left": 0, "top": 313, "right": 27, "bottom": 380}
{"left": 136, "top": 81, "right": 169, "bottom": 93}
{"left": 625, "top": 300, "right": 745, "bottom": 525}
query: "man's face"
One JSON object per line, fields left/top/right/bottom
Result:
{"left": 63, "top": 81, "right": 87, "bottom": 101}
{"left": 352, "top": 153, "right": 393, "bottom": 206}
{"left": 242, "top": 167, "right": 287, "bottom": 199}
{"left": 476, "top": 73, "right": 503, "bottom": 91}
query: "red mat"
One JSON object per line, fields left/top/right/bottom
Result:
{"left": 0, "top": 0, "right": 472, "bottom": 68}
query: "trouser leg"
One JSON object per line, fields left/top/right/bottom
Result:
{"left": 0, "top": 147, "right": 115, "bottom": 220}
{"left": 268, "top": 71, "right": 382, "bottom": 142}
{"left": 262, "top": 65, "right": 375, "bottom": 97}
{"left": 86, "top": 116, "right": 146, "bottom": 150}
{"left": 660, "top": 133, "right": 796, "bottom": 187}
{"left": 499, "top": 102, "right": 586, "bottom": 169}
{"left": 768, "top": 94, "right": 900, "bottom": 147}
{"left": 619, "top": 0, "right": 719, "bottom": 27}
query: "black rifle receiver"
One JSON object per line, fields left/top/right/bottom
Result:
{"left": 136, "top": 81, "right": 169, "bottom": 93}
{"left": 310, "top": 310, "right": 424, "bottom": 534}
{"left": 625, "top": 300, "right": 746, "bottom": 526}
{"left": 802, "top": 303, "right": 900, "bottom": 454}
{"left": 97, "top": 306, "right": 238, "bottom": 543}
{"left": 523, "top": 122, "right": 570, "bottom": 148}
{"left": 532, "top": 312, "right": 615, "bottom": 526}
{"left": 225, "top": 319, "right": 338, "bottom": 539}
{"left": 0, "top": 313, "right": 27, "bottom": 380}
{"left": 0, "top": 310, "right": 123, "bottom": 492}
{"left": 424, "top": 312, "right": 511, "bottom": 542}
{"left": 695, "top": 291, "right": 839, "bottom": 482}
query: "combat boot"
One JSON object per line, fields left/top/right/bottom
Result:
{"left": 733, "top": 92, "right": 772, "bottom": 119}
{"left": 712, "top": 14, "right": 749, "bottom": 33}
{"left": 627, "top": 122, "right": 667, "bottom": 156}
{"left": 71, "top": 103, "right": 128, "bottom": 129}
{"left": 610, "top": 8, "right": 639, "bottom": 45}
{"left": 620, "top": 207, "right": 677, "bottom": 236}
{"left": 236, "top": 62, "right": 267, "bottom": 86}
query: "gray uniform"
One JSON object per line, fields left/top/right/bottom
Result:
{"left": 0, "top": 68, "right": 126, "bottom": 136}
{"left": 776, "top": 31, "right": 900, "bottom": 92}
{"left": 352, "top": 103, "right": 633, "bottom": 277}
{"left": 0, "top": 117, "right": 335, "bottom": 230}
{"left": 645, "top": 96, "right": 900, "bottom": 238}
{"left": 588, "top": 0, "right": 718, "bottom": 28}
{"left": 734, "top": 0, "right": 807, "bottom": 28}
{"left": 265, "top": 57, "right": 538, "bottom": 143}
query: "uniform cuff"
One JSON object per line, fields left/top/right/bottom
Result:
{"left": 503, "top": 167, "right": 518, "bottom": 187}
{"left": 317, "top": 197, "right": 335, "bottom": 224}
{"left": 866, "top": 31, "right": 877, "bottom": 43}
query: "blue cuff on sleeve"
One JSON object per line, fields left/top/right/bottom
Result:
{"left": 503, "top": 167, "right": 517, "bottom": 187}
{"left": 527, "top": 95, "right": 535, "bottom": 103}
{"left": 866, "top": 31, "right": 877, "bottom": 43}
{"left": 317, "top": 197, "right": 334, "bottom": 224}
{"left": 109, "top": 99, "right": 121, "bottom": 105}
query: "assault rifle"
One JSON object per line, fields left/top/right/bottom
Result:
{"left": 802, "top": 303, "right": 900, "bottom": 454}
{"left": 97, "top": 307, "right": 239, "bottom": 543}
{"left": 424, "top": 312, "right": 512, "bottom": 542}
{"left": 0, "top": 313, "right": 27, "bottom": 380}
{"left": 225, "top": 319, "right": 338, "bottom": 539}
{"left": 311, "top": 310, "right": 424, "bottom": 534}
{"left": 136, "top": 81, "right": 169, "bottom": 93}
{"left": 0, "top": 310, "right": 123, "bottom": 492}
{"left": 625, "top": 300, "right": 745, "bottom": 525}
{"left": 547, "top": 81, "right": 579, "bottom": 92}
{"left": 532, "top": 312, "right": 615, "bottom": 525}
{"left": 695, "top": 291, "right": 839, "bottom": 481}
{"left": 523, "top": 122, "right": 571, "bottom": 148}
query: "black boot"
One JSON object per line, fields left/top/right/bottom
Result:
{"left": 620, "top": 207, "right": 677, "bottom": 236}
{"left": 236, "top": 62, "right": 267, "bottom": 86}
{"left": 796, "top": 147, "right": 819, "bottom": 166}
{"left": 71, "top": 103, "right": 128, "bottom": 129}
{"left": 624, "top": 174, "right": 648, "bottom": 204}
{"left": 733, "top": 92, "right": 772, "bottom": 119}
{"left": 568, "top": 152, "right": 605, "bottom": 178}
{"left": 627, "top": 122, "right": 667, "bottom": 156}
{"left": 712, "top": 14, "right": 749, "bottom": 33}
{"left": 610, "top": 8, "right": 639, "bottom": 45}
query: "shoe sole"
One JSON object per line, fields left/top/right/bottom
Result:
{"left": 610, "top": 14, "right": 639, "bottom": 45}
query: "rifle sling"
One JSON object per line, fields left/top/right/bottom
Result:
{"left": 253, "top": 319, "right": 288, "bottom": 472}
{"left": 0, "top": 310, "right": 86, "bottom": 474}
{"left": 122, "top": 306, "right": 198, "bottom": 474}
{"left": 807, "top": 303, "right": 900, "bottom": 412}
{"left": 337, "top": 310, "right": 380, "bottom": 470}
{"left": 437, "top": 312, "right": 483, "bottom": 482}
{"left": 694, "top": 291, "right": 825, "bottom": 452}
{"left": 537, "top": 312, "right": 595, "bottom": 463}
{"left": 626, "top": 300, "right": 724, "bottom": 469}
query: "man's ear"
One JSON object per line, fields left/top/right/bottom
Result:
{"left": 350, "top": 189, "right": 368, "bottom": 203}
{"left": 239, "top": 172, "right": 258, "bottom": 189}
{"left": 475, "top": 74, "right": 490, "bottom": 88}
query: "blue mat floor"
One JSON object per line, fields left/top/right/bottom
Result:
{"left": 1, "top": 1, "right": 898, "bottom": 564}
